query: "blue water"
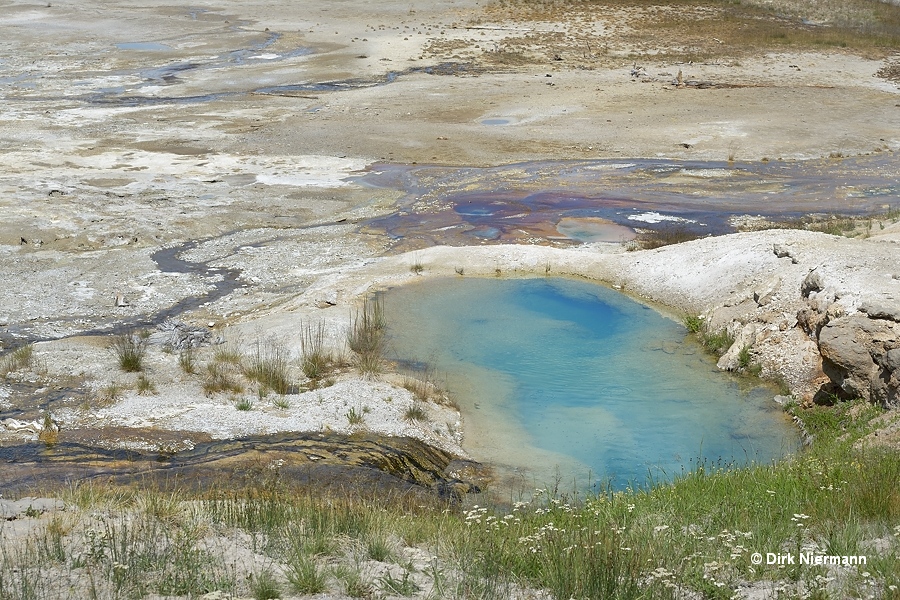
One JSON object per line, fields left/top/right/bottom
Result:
{"left": 385, "top": 277, "right": 799, "bottom": 491}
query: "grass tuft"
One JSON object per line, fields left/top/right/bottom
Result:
{"left": 300, "top": 320, "right": 333, "bottom": 381}
{"left": 243, "top": 338, "right": 292, "bottom": 395}
{"left": 178, "top": 347, "right": 197, "bottom": 374}
{"left": 136, "top": 374, "right": 157, "bottom": 395}
{"left": 204, "top": 361, "right": 244, "bottom": 395}
{"left": 681, "top": 313, "right": 704, "bottom": 333}
{"left": 0, "top": 344, "right": 34, "bottom": 377}
{"left": 286, "top": 554, "right": 328, "bottom": 594}
{"left": 250, "top": 570, "right": 281, "bottom": 600}
{"left": 348, "top": 295, "right": 386, "bottom": 376}
{"left": 378, "top": 570, "right": 420, "bottom": 596}
{"left": 111, "top": 330, "right": 148, "bottom": 372}
{"left": 404, "top": 401, "right": 429, "bottom": 422}
{"left": 335, "top": 564, "right": 373, "bottom": 598}
{"left": 346, "top": 406, "right": 364, "bottom": 426}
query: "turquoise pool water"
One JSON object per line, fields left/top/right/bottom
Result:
{"left": 384, "top": 277, "right": 799, "bottom": 491}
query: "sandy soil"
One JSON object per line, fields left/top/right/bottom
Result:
{"left": 2, "top": 0, "right": 900, "bottom": 468}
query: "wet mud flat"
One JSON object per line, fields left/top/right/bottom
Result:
{"left": 359, "top": 156, "right": 900, "bottom": 248}
{"left": 0, "top": 431, "right": 490, "bottom": 501}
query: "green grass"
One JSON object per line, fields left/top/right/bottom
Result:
{"left": 0, "top": 344, "right": 34, "bottom": 377}
{"left": 286, "top": 553, "right": 328, "bottom": 594}
{"left": 335, "top": 563, "right": 374, "bottom": 598}
{"left": 243, "top": 338, "right": 292, "bottom": 395}
{"left": 681, "top": 313, "right": 704, "bottom": 334}
{"left": 250, "top": 569, "right": 281, "bottom": 600}
{"left": 702, "top": 328, "right": 735, "bottom": 356}
{"left": 346, "top": 406, "right": 365, "bottom": 426}
{"left": 404, "top": 401, "right": 430, "bottom": 422}
{"left": 111, "top": 330, "right": 148, "bottom": 372}
{"left": 628, "top": 225, "right": 704, "bottom": 251}
{"left": 687, "top": 321, "right": 736, "bottom": 357}
{"left": 213, "top": 339, "right": 244, "bottom": 364}
{"left": 378, "top": 569, "right": 420, "bottom": 596}
{"left": 203, "top": 361, "right": 244, "bottom": 395}
{"left": 136, "top": 374, "right": 157, "bottom": 395}
{"left": 178, "top": 347, "right": 197, "bottom": 374}
{"left": 348, "top": 295, "right": 387, "bottom": 376}
{"left": 300, "top": 320, "right": 334, "bottom": 381}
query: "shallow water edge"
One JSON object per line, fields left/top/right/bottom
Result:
{"left": 384, "top": 275, "right": 800, "bottom": 492}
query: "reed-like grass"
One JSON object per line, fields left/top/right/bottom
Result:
{"left": 300, "top": 320, "right": 334, "bottom": 381}
{"left": 348, "top": 295, "right": 387, "bottom": 376}
{"left": 203, "top": 361, "right": 244, "bottom": 395}
{"left": 136, "top": 374, "right": 157, "bottom": 395}
{"left": 178, "top": 347, "right": 197, "bottom": 374}
{"left": 110, "top": 330, "right": 148, "bottom": 372}
{"left": 243, "top": 338, "right": 292, "bottom": 395}
{"left": 0, "top": 344, "right": 33, "bottom": 377}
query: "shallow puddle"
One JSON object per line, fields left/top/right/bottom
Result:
{"left": 385, "top": 277, "right": 799, "bottom": 492}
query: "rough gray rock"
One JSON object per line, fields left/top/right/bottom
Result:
{"left": 773, "top": 243, "right": 799, "bottom": 264}
{"left": 886, "top": 348, "right": 900, "bottom": 371}
{"left": 0, "top": 497, "right": 66, "bottom": 520}
{"left": 817, "top": 315, "right": 900, "bottom": 406}
{"left": 801, "top": 269, "right": 825, "bottom": 298}
{"left": 717, "top": 322, "right": 757, "bottom": 371}
{"left": 860, "top": 301, "right": 900, "bottom": 323}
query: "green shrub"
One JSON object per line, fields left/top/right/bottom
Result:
{"left": 681, "top": 314, "right": 703, "bottom": 333}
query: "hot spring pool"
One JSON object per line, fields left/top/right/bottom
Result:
{"left": 384, "top": 277, "right": 799, "bottom": 491}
